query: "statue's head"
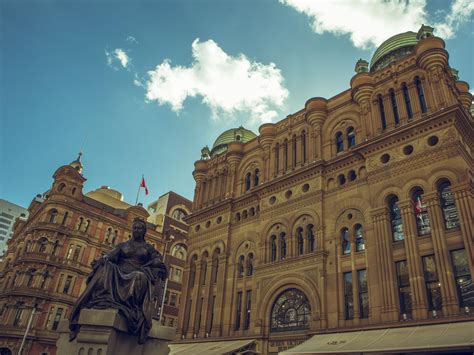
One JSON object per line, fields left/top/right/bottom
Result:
{"left": 132, "top": 218, "right": 147, "bottom": 240}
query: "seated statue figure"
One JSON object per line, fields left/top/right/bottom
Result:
{"left": 69, "top": 218, "right": 168, "bottom": 344}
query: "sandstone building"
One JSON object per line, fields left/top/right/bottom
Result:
{"left": 174, "top": 26, "right": 474, "bottom": 354}
{"left": 0, "top": 155, "right": 190, "bottom": 355}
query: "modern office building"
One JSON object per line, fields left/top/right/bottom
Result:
{"left": 173, "top": 25, "right": 474, "bottom": 354}
{"left": 0, "top": 199, "right": 28, "bottom": 256}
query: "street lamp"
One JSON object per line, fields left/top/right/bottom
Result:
{"left": 158, "top": 231, "right": 174, "bottom": 322}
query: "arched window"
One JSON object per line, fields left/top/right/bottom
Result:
{"left": 111, "top": 230, "right": 118, "bottom": 245}
{"left": 341, "top": 227, "right": 350, "bottom": 255}
{"left": 105, "top": 228, "right": 112, "bottom": 243}
{"left": 390, "top": 89, "right": 400, "bottom": 125}
{"left": 412, "top": 188, "right": 431, "bottom": 236}
{"left": 338, "top": 174, "right": 346, "bottom": 186}
{"left": 189, "top": 256, "right": 197, "bottom": 287}
{"left": 171, "top": 244, "right": 187, "bottom": 260}
{"left": 238, "top": 255, "right": 245, "bottom": 278}
{"left": 388, "top": 195, "right": 404, "bottom": 241}
{"left": 48, "top": 209, "right": 58, "bottom": 223}
{"left": 378, "top": 94, "right": 387, "bottom": 130}
{"left": 307, "top": 224, "right": 315, "bottom": 252}
{"left": 84, "top": 219, "right": 91, "bottom": 233}
{"left": 301, "top": 131, "right": 307, "bottom": 163}
{"left": 212, "top": 249, "right": 220, "bottom": 283}
{"left": 172, "top": 209, "right": 187, "bottom": 221}
{"left": 247, "top": 253, "right": 254, "bottom": 276}
{"left": 347, "top": 127, "right": 356, "bottom": 148}
{"left": 236, "top": 212, "right": 241, "bottom": 222}
{"left": 61, "top": 211, "right": 68, "bottom": 225}
{"left": 354, "top": 224, "right": 365, "bottom": 251}
{"left": 26, "top": 240, "right": 31, "bottom": 253}
{"left": 415, "top": 77, "right": 427, "bottom": 113}
{"left": 271, "top": 235, "right": 277, "bottom": 262}
{"left": 242, "top": 210, "right": 248, "bottom": 219}
{"left": 254, "top": 169, "right": 260, "bottom": 187}
{"left": 292, "top": 135, "right": 297, "bottom": 167}
{"left": 52, "top": 240, "right": 59, "bottom": 255}
{"left": 402, "top": 84, "right": 413, "bottom": 119}
{"left": 58, "top": 183, "right": 66, "bottom": 192}
{"left": 438, "top": 180, "right": 459, "bottom": 230}
{"left": 76, "top": 217, "right": 84, "bottom": 231}
{"left": 297, "top": 227, "right": 304, "bottom": 256}
{"left": 38, "top": 237, "right": 48, "bottom": 253}
{"left": 26, "top": 269, "right": 36, "bottom": 287}
{"left": 270, "top": 289, "right": 311, "bottom": 332}
{"left": 335, "top": 132, "right": 344, "bottom": 153}
{"left": 201, "top": 257, "right": 208, "bottom": 285}
{"left": 249, "top": 207, "right": 255, "bottom": 216}
{"left": 279, "top": 233, "right": 287, "bottom": 260}
{"left": 284, "top": 140, "right": 289, "bottom": 170}
{"left": 40, "top": 270, "right": 49, "bottom": 289}
{"left": 245, "top": 172, "right": 251, "bottom": 191}
{"left": 275, "top": 143, "right": 280, "bottom": 173}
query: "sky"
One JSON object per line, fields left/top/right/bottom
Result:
{"left": 1, "top": 0, "right": 473, "bottom": 209}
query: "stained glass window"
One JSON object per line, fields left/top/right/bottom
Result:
{"left": 270, "top": 289, "right": 311, "bottom": 332}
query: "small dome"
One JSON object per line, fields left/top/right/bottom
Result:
{"left": 370, "top": 31, "right": 419, "bottom": 72}
{"left": 210, "top": 126, "right": 256, "bottom": 156}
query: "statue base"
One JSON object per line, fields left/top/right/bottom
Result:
{"left": 56, "top": 309, "right": 175, "bottom": 355}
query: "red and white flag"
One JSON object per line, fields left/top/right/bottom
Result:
{"left": 140, "top": 176, "right": 149, "bottom": 195}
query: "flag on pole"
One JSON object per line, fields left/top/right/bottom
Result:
{"left": 140, "top": 176, "right": 149, "bottom": 195}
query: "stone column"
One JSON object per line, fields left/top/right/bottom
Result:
{"left": 199, "top": 258, "right": 213, "bottom": 338}
{"left": 451, "top": 184, "right": 474, "bottom": 277}
{"left": 424, "top": 193, "right": 459, "bottom": 315}
{"left": 350, "top": 233, "right": 360, "bottom": 324}
{"left": 395, "top": 88, "right": 409, "bottom": 124}
{"left": 383, "top": 94, "right": 395, "bottom": 129}
{"left": 408, "top": 83, "right": 422, "bottom": 120}
{"left": 371, "top": 208, "right": 399, "bottom": 321}
{"left": 398, "top": 200, "right": 428, "bottom": 319}
{"left": 212, "top": 254, "right": 227, "bottom": 337}
{"left": 187, "top": 257, "right": 202, "bottom": 337}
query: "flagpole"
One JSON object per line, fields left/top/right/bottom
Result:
{"left": 135, "top": 174, "right": 143, "bottom": 205}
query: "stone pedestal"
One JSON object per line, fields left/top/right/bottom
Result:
{"left": 56, "top": 309, "right": 175, "bottom": 355}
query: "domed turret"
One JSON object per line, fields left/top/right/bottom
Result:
{"left": 210, "top": 126, "right": 256, "bottom": 157}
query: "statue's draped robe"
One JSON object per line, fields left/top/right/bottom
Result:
{"left": 69, "top": 241, "right": 166, "bottom": 344}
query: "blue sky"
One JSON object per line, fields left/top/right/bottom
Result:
{"left": 1, "top": 0, "right": 473, "bottom": 208}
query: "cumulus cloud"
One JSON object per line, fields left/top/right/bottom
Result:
{"left": 105, "top": 48, "right": 131, "bottom": 69}
{"left": 145, "top": 39, "right": 289, "bottom": 124}
{"left": 435, "top": 0, "right": 474, "bottom": 38}
{"left": 280, "top": 0, "right": 473, "bottom": 49}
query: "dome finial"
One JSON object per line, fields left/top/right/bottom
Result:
{"left": 69, "top": 151, "right": 84, "bottom": 174}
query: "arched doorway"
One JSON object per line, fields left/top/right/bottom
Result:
{"left": 0, "top": 348, "right": 13, "bottom": 355}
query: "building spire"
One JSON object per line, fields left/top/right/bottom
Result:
{"left": 69, "top": 151, "right": 84, "bottom": 174}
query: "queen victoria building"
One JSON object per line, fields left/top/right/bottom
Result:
{"left": 173, "top": 26, "right": 474, "bottom": 354}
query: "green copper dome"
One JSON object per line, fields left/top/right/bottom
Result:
{"left": 370, "top": 31, "right": 419, "bottom": 72}
{"left": 210, "top": 126, "right": 257, "bottom": 157}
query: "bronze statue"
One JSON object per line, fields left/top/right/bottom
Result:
{"left": 69, "top": 218, "right": 168, "bottom": 344}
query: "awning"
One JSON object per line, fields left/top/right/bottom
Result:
{"left": 280, "top": 321, "right": 474, "bottom": 354}
{"left": 170, "top": 339, "right": 257, "bottom": 355}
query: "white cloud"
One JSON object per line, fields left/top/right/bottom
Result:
{"left": 105, "top": 48, "right": 131, "bottom": 69}
{"left": 145, "top": 39, "right": 289, "bottom": 124}
{"left": 280, "top": 0, "right": 427, "bottom": 49}
{"left": 126, "top": 36, "right": 138, "bottom": 44}
{"left": 435, "top": 0, "right": 474, "bottom": 38}
{"left": 280, "top": 0, "right": 474, "bottom": 49}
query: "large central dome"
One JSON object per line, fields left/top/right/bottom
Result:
{"left": 211, "top": 126, "right": 256, "bottom": 157}
{"left": 370, "top": 31, "right": 419, "bottom": 72}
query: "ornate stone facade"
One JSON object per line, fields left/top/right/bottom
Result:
{"left": 176, "top": 30, "right": 474, "bottom": 354}
{"left": 0, "top": 157, "right": 189, "bottom": 355}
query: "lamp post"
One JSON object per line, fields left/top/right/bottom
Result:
{"left": 18, "top": 306, "right": 47, "bottom": 355}
{"left": 159, "top": 231, "right": 174, "bottom": 322}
